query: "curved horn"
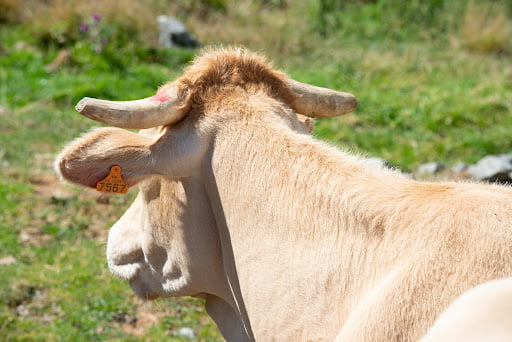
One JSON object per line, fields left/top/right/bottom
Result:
{"left": 75, "top": 86, "right": 186, "bottom": 129}
{"left": 288, "top": 79, "right": 357, "bottom": 117}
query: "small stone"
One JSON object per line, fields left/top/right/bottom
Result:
{"left": 0, "top": 256, "right": 16, "bottom": 266}
{"left": 417, "top": 162, "right": 445, "bottom": 175}
{"left": 177, "top": 327, "right": 196, "bottom": 339}
{"left": 157, "top": 16, "right": 200, "bottom": 48}
{"left": 451, "top": 162, "right": 469, "bottom": 173}
{"left": 15, "top": 304, "right": 30, "bottom": 317}
{"left": 467, "top": 154, "right": 512, "bottom": 183}
{"left": 14, "top": 41, "right": 38, "bottom": 53}
{"left": 363, "top": 157, "right": 393, "bottom": 170}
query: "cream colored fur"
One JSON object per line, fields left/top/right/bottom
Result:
{"left": 421, "top": 276, "right": 512, "bottom": 342}
{"left": 55, "top": 48, "right": 512, "bottom": 341}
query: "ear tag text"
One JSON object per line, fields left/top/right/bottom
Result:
{"left": 96, "top": 165, "right": 128, "bottom": 194}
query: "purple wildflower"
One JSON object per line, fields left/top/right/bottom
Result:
{"left": 92, "top": 13, "right": 101, "bottom": 22}
{"left": 79, "top": 23, "right": 89, "bottom": 32}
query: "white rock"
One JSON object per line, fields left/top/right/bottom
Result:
{"left": 451, "top": 162, "right": 469, "bottom": 173}
{"left": 177, "top": 327, "right": 196, "bottom": 339}
{"left": 363, "top": 157, "right": 392, "bottom": 170}
{"left": 467, "top": 154, "right": 512, "bottom": 182}
{"left": 157, "top": 16, "right": 199, "bottom": 48}
{"left": 417, "top": 162, "right": 445, "bottom": 175}
{"left": 0, "top": 256, "right": 16, "bottom": 266}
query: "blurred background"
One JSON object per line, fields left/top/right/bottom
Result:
{"left": 0, "top": 0, "right": 511, "bottom": 340}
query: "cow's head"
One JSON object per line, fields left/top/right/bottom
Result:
{"left": 55, "top": 48, "right": 356, "bottom": 301}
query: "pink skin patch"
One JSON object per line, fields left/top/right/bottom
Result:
{"left": 149, "top": 91, "right": 170, "bottom": 102}
{"left": 90, "top": 172, "right": 109, "bottom": 188}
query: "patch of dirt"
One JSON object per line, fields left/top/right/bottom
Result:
{"left": 30, "top": 172, "right": 74, "bottom": 202}
{"left": 0, "top": 105, "right": 11, "bottom": 116}
{"left": 0, "top": 256, "right": 16, "bottom": 266}
{"left": 114, "top": 299, "right": 163, "bottom": 337}
{"left": 28, "top": 171, "right": 128, "bottom": 242}
{"left": 5, "top": 281, "right": 49, "bottom": 320}
{"left": 19, "top": 227, "right": 53, "bottom": 247}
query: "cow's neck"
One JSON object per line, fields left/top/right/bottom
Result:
{"left": 202, "top": 120, "right": 412, "bottom": 340}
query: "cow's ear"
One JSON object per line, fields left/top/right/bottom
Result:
{"left": 55, "top": 127, "right": 156, "bottom": 190}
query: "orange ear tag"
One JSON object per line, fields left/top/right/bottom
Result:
{"left": 96, "top": 165, "right": 129, "bottom": 194}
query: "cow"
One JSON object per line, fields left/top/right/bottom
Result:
{"left": 55, "top": 47, "right": 512, "bottom": 341}
{"left": 421, "top": 276, "right": 512, "bottom": 341}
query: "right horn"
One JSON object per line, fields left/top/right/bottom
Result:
{"left": 288, "top": 79, "right": 357, "bottom": 117}
{"left": 75, "top": 85, "right": 187, "bottom": 129}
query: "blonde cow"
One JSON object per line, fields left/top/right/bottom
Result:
{"left": 56, "top": 48, "right": 512, "bottom": 341}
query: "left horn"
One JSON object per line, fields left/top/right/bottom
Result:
{"left": 288, "top": 79, "right": 357, "bottom": 117}
{"left": 75, "top": 86, "right": 186, "bottom": 129}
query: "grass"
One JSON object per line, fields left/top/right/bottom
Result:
{"left": 0, "top": 0, "right": 511, "bottom": 340}
{"left": 306, "top": 43, "right": 512, "bottom": 167}
{"left": 462, "top": 1, "right": 512, "bottom": 54}
{"left": 0, "top": 24, "right": 220, "bottom": 342}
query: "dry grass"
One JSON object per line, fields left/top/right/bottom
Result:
{"left": 26, "top": 0, "right": 158, "bottom": 42}
{"left": 185, "top": 2, "right": 318, "bottom": 63}
{"left": 1, "top": 0, "right": 175, "bottom": 46}
{"left": 461, "top": 1, "right": 512, "bottom": 54}
{"left": 16, "top": 0, "right": 156, "bottom": 27}
{"left": 1, "top": 0, "right": 307, "bottom": 55}
{"left": 0, "top": 0, "right": 19, "bottom": 22}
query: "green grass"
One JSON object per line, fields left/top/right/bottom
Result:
{"left": 0, "top": 0, "right": 511, "bottom": 340}
{"left": 0, "top": 25, "right": 220, "bottom": 342}
{"left": 303, "top": 43, "right": 512, "bottom": 168}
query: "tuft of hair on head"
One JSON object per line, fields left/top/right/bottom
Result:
{"left": 173, "top": 46, "right": 295, "bottom": 106}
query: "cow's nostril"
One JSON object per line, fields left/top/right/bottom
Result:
{"left": 107, "top": 247, "right": 146, "bottom": 281}
{"left": 112, "top": 248, "right": 145, "bottom": 266}
{"left": 143, "top": 244, "right": 167, "bottom": 273}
